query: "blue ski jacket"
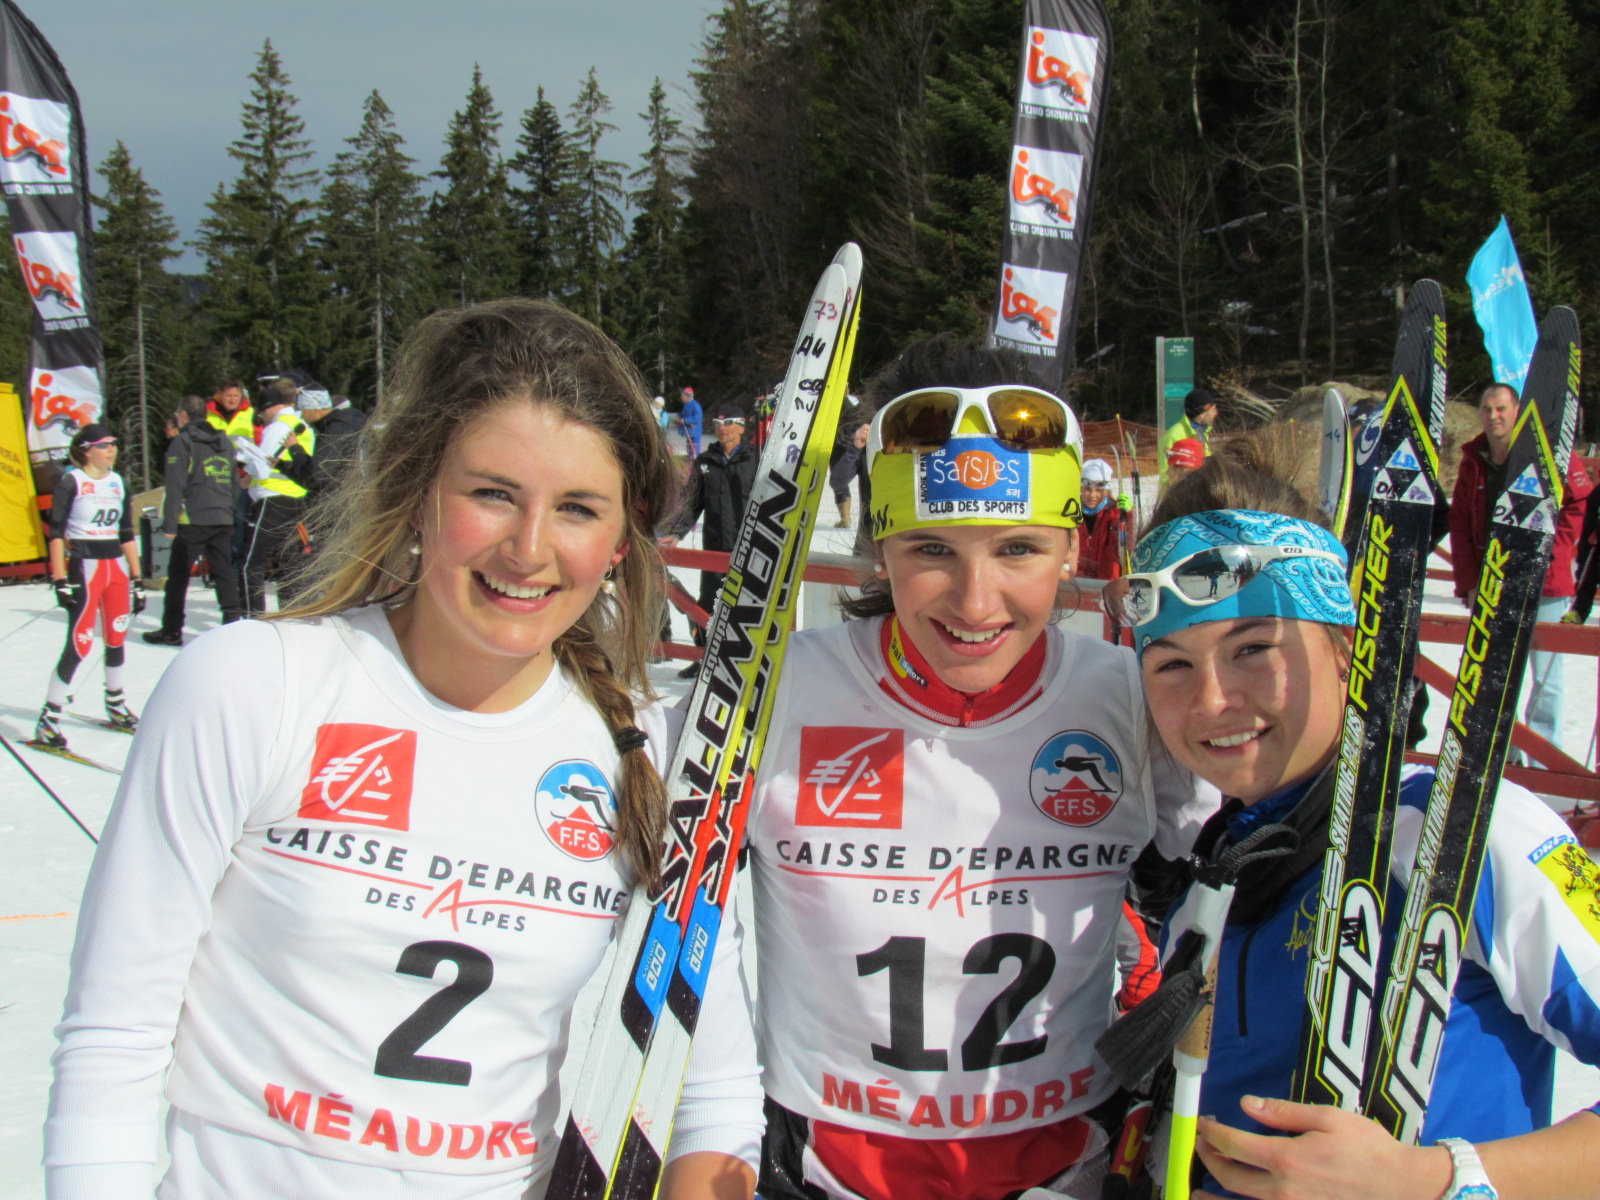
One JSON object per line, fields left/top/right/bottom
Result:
{"left": 1164, "top": 764, "right": 1600, "bottom": 1196}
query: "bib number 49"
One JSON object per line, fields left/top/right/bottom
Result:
{"left": 856, "top": 934, "right": 1055, "bottom": 1072}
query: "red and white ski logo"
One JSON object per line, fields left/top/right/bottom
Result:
{"left": 796, "top": 727, "right": 904, "bottom": 828}
{"left": 534, "top": 760, "right": 617, "bottom": 862}
{"left": 299, "top": 723, "right": 417, "bottom": 830}
{"left": 0, "top": 93, "right": 71, "bottom": 183}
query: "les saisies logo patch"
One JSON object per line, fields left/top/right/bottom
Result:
{"left": 796, "top": 727, "right": 905, "bottom": 829}
{"left": 299, "top": 723, "right": 418, "bottom": 830}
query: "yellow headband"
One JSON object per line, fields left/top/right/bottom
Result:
{"left": 866, "top": 398, "right": 1082, "bottom": 539}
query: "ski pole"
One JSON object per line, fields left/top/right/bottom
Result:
{"left": 1, "top": 733, "right": 99, "bottom": 844}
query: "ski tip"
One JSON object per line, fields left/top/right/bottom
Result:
{"left": 830, "top": 242, "right": 863, "bottom": 278}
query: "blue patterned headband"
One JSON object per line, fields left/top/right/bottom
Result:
{"left": 1129, "top": 510, "right": 1354, "bottom": 655}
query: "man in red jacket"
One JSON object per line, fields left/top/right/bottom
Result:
{"left": 1449, "top": 382, "right": 1592, "bottom": 758}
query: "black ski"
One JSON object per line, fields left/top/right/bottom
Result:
{"left": 1362, "top": 307, "right": 1580, "bottom": 1141}
{"left": 1292, "top": 280, "right": 1447, "bottom": 1111}
{"left": 68, "top": 711, "right": 135, "bottom": 735}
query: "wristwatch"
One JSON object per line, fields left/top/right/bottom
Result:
{"left": 1437, "top": 1138, "right": 1497, "bottom": 1200}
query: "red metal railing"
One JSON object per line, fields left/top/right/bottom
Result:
{"left": 659, "top": 546, "right": 1600, "bottom": 826}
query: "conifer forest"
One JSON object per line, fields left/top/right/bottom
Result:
{"left": 11, "top": 0, "right": 1597, "bottom": 486}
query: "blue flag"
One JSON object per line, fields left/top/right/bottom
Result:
{"left": 1466, "top": 216, "right": 1537, "bottom": 392}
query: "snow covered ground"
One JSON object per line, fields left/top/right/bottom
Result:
{"left": 2, "top": 490, "right": 1597, "bottom": 1197}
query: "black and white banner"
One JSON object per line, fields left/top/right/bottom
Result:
{"left": 989, "top": 0, "right": 1112, "bottom": 387}
{"left": 0, "top": 0, "right": 102, "bottom": 474}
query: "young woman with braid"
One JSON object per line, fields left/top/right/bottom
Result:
{"left": 45, "top": 300, "right": 763, "bottom": 1200}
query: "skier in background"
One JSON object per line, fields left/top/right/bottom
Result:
{"left": 1076, "top": 457, "right": 1132, "bottom": 580}
{"left": 1107, "top": 428, "right": 1600, "bottom": 1199}
{"left": 45, "top": 299, "right": 761, "bottom": 1200}
{"left": 33, "top": 424, "right": 144, "bottom": 750}
{"left": 746, "top": 336, "right": 1214, "bottom": 1200}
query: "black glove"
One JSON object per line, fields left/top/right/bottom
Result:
{"left": 52, "top": 577, "right": 80, "bottom": 609}
{"left": 130, "top": 576, "right": 147, "bottom": 615}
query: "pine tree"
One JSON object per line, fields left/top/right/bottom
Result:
{"left": 94, "top": 141, "right": 185, "bottom": 490}
{"left": 616, "top": 78, "right": 690, "bottom": 392}
{"left": 566, "top": 68, "right": 626, "bottom": 328}
{"left": 319, "top": 90, "right": 427, "bottom": 404}
{"left": 195, "top": 39, "right": 321, "bottom": 376}
{"left": 510, "top": 86, "right": 580, "bottom": 301}
{"left": 428, "top": 66, "right": 518, "bottom": 307}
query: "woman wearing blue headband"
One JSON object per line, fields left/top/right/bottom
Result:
{"left": 1119, "top": 432, "right": 1600, "bottom": 1200}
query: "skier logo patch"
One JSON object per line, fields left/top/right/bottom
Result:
{"left": 1529, "top": 836, "right": 1600, "bottom": 940}
{"left": 299, "top": 723, "right": 417, "bottom": 830}
{"left": 535, "top": 760, "right": 617, "bottom": 862}
{"left": 796, "top": 727, "right": 905, "bottom": 828}
{"left": 1030, "top": 730, "right": 1123, "bottom": 827}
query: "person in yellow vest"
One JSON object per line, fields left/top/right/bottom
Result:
{"left": 234, "top": 375, "right": 316, "bottom": 616}
{"left": 206, "top": 378, "right": 257, "bottom": 568}
{"left": 1160, "top": 387, "right": 1218, "bottom": 476}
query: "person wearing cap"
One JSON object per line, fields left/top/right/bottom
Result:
{"left": 742, "top": 336, "right": 1215, "bottom": 1200}
{"left": 1161, "top": 387, "right": 1218, "bottom": 479}
{"left": 1077, "top": 456, "right": 1133, "bottom": 581}
{"left": 34, "top": 423, "right": 144, "bottom": 749}
{"left": 282, "top": 389, "right": 368, "bottom": 496}
{"left": 1101, "top": 426, "right": 1600, "bottom": 1200}
{"left": 235, "top": 374, "right": 317, "bottom": 616}
{"left": 676, "top": 385, "right": 703, "bottom": 460}
{"left": 658, "top": 403, "right": 758, "bottom": 676}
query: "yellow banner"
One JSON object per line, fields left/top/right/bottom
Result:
{"left": 0, "top": 383, "right": 46, "bottom": 563}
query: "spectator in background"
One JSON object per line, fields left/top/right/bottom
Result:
{"left": 1076, "top": 457, "right": 1131, "bottom": 580}
{"left": 1568, "top": 481, "right": 1600, "bottom": 626}
{"left": 206, "top": 378, "right": 257, "bottom": 568}
{"left": 235, "top": 376, "right": 316, "bottom": 616}
{"left": 659, "top": 403, "right": 757, "bottom": 677}
{"left": 1451, "top": 382, "right": 1592, "bottom": 758}
{"left": 829, "top": 397, "right": 872, "bottom": 530}
{"left": 144, "top": 394, "right": 244, "bottom": 646}
{"left": 1161, "top": 386, "right": 1217, "bottom": 472}
{"left": 284, "top": 389, "right": 368, "bottom": 496}
{"left": 1165, "top": 436, "right": 1205, "bottom": 485}
{"left": 677, "top": 386, "right": 703, "bottom": 460}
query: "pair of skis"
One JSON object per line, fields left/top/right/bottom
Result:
{"left": 548, "top": 246, "right": 863, "bottom": 1200}
{"left": 1298, "top": 294, "right": 1581, "bottom": 1138}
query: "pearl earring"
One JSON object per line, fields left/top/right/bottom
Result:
{"left": 600, "top": 568, "right": 617, "bottom": 596}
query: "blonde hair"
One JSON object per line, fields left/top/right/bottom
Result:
{"left": 281, "top": 298, "right": 679, "bottom": 888}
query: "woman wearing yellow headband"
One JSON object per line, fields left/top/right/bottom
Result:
{"left": 743, "top": 335, "right": 1217, "bottom": 1200}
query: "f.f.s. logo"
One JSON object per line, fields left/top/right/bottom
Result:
{"left": 1030, "top": 730, "right": 1123, "bottom": 827}
{"left": 535, "top": 759, "right": 617, "bottom": 861}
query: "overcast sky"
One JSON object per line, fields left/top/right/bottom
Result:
{"left": 37, "top": 1, "right": 714, "bottom": 270}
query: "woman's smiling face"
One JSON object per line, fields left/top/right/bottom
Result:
{"left": 878, "top": 523, "right": 1076, "bottom": 694}
{"left": 1139, "top": 615, "right": 1347, "bottom": 803}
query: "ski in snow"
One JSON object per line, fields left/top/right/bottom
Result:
{"left": 21, "top": 740, "right": 122, "bottom": 775}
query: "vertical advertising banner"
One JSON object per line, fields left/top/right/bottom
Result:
{"left": 0, "top": 379, "right": 43, "bottom": 560}
{"left": 989, "top": 0, "right": 1113, "bottom": 388}
{"left": 0, "top": 0, "right": 103, "bottom": 484}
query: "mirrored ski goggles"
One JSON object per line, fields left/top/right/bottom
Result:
{"left": 1117, "top": 544, "right": 1346, "bottom": 628}
{"left": 867, "top": 385, "right": 1082, "bottom": 470}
